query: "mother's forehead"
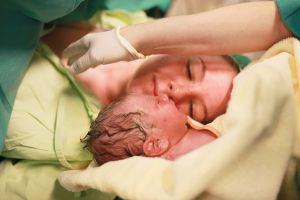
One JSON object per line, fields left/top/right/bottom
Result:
{"left": 141, "top": 55, "right": 237, "bottom": 70}
{"left": 143, "top": 54, "right": 233, "bottom": 64}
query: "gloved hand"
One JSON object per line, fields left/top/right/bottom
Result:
{"left": 63, "top": 28, "right": 145, "bottom": 73}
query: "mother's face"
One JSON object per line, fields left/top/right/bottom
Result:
{"left": 127, "top": 55, "right": 238, "bottom": 122}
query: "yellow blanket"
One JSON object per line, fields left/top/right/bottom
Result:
{"left": 58, "top": 38, "right": 300, "bottom": 200}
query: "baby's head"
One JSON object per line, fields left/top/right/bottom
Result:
{"left": 83, "top": 93, "right": 188, "bottom": 165}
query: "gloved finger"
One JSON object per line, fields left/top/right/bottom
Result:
{"left": 69, "top": 51, "right": 97, "bottom": 74}
{"left": 67, "top": 53, "right": 83, "bottom": 66}
{"left": 63, "top": 38, "right": 88, "bottom": 59}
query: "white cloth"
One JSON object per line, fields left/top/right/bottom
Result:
{"left": 59, "top": 38, "right": 300, "bottom": 200}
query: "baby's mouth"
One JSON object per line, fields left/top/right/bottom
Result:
{"left": 152, "top": 75, "right": 158, "bottom": 96}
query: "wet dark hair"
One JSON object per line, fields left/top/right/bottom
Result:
{"left": 82, "top": 96, "right": 153, "bottom": 165}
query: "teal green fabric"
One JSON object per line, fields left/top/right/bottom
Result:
{"left": 229, "top": 54, "right": 251, "bottom": 71}
{"left": 0, "top": 0, "right": 85, "bottom": 153}
{"left": 55, "top": 0, "right": 171, "bottom": 23}
{"left": 105, "top": 0, "right": 171, "bottom": 12}
{"left": 276, "top": 0, "right": 300, "bottom": 39}
{"left": 0, "top": 0, "right": 171, "bottom": 153}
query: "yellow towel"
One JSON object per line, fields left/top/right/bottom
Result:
{"left": 58, "top": 38, "right": 300, "bottom": 200}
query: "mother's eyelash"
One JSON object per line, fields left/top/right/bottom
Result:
{"left": 186, "top": 58, "right": 192, "bottom": 80}
{"left": 189, "top": 99, "right": 194, "bottom": 118}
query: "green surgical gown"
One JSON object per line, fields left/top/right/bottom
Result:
{"left": 276, "top": 0, "right": 300, "bottom": 39}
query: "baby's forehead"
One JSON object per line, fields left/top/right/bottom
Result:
{"left": 108, "top": 98, "right": 151, "bottom": 126}
{"left": 113, "top": 95, "right": 144, "bottom": 113}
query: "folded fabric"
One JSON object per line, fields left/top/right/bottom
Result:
{"left": 0, "top": 159, "right": 115, "bottom": 200}
{"left": 58, "top": 38, "right": 300, "bottom": 200}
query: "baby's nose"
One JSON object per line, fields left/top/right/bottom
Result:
{"left": 157, "top": 94, "right": 169, "bottom": 102}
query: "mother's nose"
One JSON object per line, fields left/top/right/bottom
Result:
{"left": 166, "top": 82, "right": 195, "bottom": 102}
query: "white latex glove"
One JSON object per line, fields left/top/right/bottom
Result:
{"left": 63, "top": 28, "right": 145, "bottom": 74}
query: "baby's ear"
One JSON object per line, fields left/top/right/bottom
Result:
{"left": 143, "top": 133, "right": 169, "bottom": 157}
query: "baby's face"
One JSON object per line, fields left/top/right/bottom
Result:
{"left": 117, "top": 94, "right": 188, "bottom": 145}
{"left": 127, "top": 55, "right": 238, "bottom": 122}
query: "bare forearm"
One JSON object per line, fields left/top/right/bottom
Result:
{"left": 122, "top": 1, "right": 292, "bottom": 56}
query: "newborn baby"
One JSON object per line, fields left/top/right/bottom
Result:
{"left": 82, "top": 93, "right": 219, "bottom": 165}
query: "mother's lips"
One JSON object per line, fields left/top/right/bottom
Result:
{"left": 152, "top": 75, "right": 158, "bottom": 96}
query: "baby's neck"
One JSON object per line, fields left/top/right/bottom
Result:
{"left": 161, "top": 129, "right": 217, "bottom": 160}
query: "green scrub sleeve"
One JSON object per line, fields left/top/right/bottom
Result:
{"left": 275, "top": 0, "right": 300, "bottom": 39}
{"left": 55, "top": 0, "right": 171, "bottom": 23}
{"left": 106, "top": 0, "right": 171, "bottom": 12}
{"left": 229, "top": 54, "right": 251, "bottom": 72}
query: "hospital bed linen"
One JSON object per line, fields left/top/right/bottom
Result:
{"left": 59, "top": 38, "right": 300, "bottom": 200}
{"left": 2, "top": 44, "right": 99, "bottom": 168}
{"left": 0, "top": 43, "right": 118, "bottom": 200}
{"left": 0, "top": 160, "right": 115, "bottom": 200}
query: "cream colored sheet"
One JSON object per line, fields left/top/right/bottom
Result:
{"left": 2, "top": 43, "right": 99, "bottom": 168}
{"left": 58, "top": 38, "right": 300, "bottom": 200}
